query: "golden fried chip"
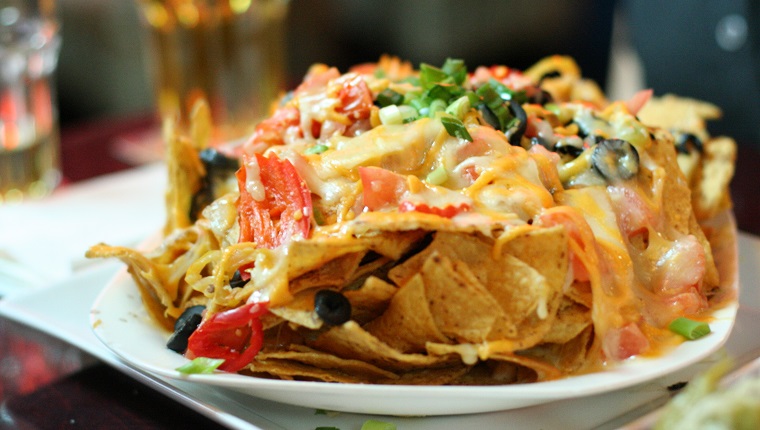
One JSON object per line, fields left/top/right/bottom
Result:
{"left": 365, "top": 273, "right": 450, "bottom": 353}
{"left": 288, "top": 251, "right": 365, "bottom": 294}
{"left": 695, "top": 137, "right": 736, "bottom": 220}
{"left": 376, "top": 366, "right": 471, "bottom": 385}
{"left": 520, "top": 326, "right": 596, "bottom": 375}
{"left": 247, "top": 359, "right": 376, "bottom": 383}
{"left": 256, "top": 346, "right": 400, "bottom": 381}
{"left": 497, "top": 225, "right": 569, "bottom": 293}
{"left": 285, "top": 238, "right": 369, "bottom": 279}
{"left": 343, "top": 276, "right": 398, "bottom": 324}
{"left": 540, "top": 298, "right": 591, "bottom": 344}
{"left": 420, "top": 253, "right": 504, "bottom": 344}
{"left": 309, "top": 321, "right": 457, "bottom": 371}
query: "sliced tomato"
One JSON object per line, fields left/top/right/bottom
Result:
{"left": 336, "top": 76, "right": 373, "bottom": 120}
{"left": 248, "top": 107, "right": 301, "bottom": 148}
{"left": 625, "top": 88, "right": 653, "bottom": 116}
{"left": 359, "top": 166, "right": 408, "bottom": 211}
{"left": 236, "top": 153, "right": 312, "bottom": 248}
{"left": 186, "top": 302, "right": 269, "bottom": 372}
{"left": 398, "top": 201, "right": 471, "bottom": 218}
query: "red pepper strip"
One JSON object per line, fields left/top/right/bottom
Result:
{"left": 398, "top": 201, "right": 471, "bottom": 218}
{"left": 186, "top": 302, "right": 269, "bottom": 373}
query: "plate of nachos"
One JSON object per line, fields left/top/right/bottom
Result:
{"left": 89, "top": 55, "right": 738, "bottom": 415}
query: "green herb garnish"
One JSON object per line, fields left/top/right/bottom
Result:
{"left": 669, "top": 317, "right": 711, "bottom": 340}
{"left": 176, "top": 357, "right": 225, "bottom": 374}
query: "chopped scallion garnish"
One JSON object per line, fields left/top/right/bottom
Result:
{"left": 668, "top": 317, "right": 711, "bottom": 340}
{"left": 441, "top": 58, "right": 467, "bottom": 85}
{"left": 375, "top": 88, "right": 404, "bottom": 107}
{"left": 360, "top": 420, "right": 396, "bottom": 430}
{"left": 445, "top": 95, "right": 471, "bottom": 119}
{"left": 304, "top": 144, "right": 328, "bottom": 154}
{"left": 426, "top": 165, "right": 448, "bottom": 185}
{"left": 440, "top": 116, "right": 473, "bottom": 141}
{"left": 176, "top": 357, "right": 225, "bottom": 374}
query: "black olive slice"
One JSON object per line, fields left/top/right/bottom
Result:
{"left": 528, "top": 88, "right": 553, "bottom": 105}
{"left": 230, "top": 270, "right": 247, "bottom": 289}
{"left": 314, "top": 290, "right": 352, "bottom": 326}
{"left": 591, "top": 139, "right": 640, "bottom": 181}
{"left": 477, "top": 103, "right": 501, "bottom": 130}
{"left": 167, "top": 305, "right": 206, "bottom": 353}
{"left": 507, "top": 99, "right": 527, "bottom": 146}
{"left": 199, "top": 148, "right": 240, "bottom": 171}
{"left": 675, "top": 133, "right": 703, "bottom": 154}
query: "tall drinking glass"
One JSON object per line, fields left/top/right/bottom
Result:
{"left": 135, "top": 0, "right": 289, "bottom": 145}
{"left": 0, "top": 0, "right": 61, "bottom": 202}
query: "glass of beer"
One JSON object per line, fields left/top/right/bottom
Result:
{"left": 135, "top": 0, "right": 289, "bottom": 144}
{"left": 0, "top": 0, "right": 61, "bottom": 203}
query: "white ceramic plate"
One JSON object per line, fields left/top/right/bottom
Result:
{"left": 90, "top": 214, "right": 740, "bottom": 417}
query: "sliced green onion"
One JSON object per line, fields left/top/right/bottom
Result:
{"left": 379, "top": 105, "right": 403, "bottom": 125}
{"left": 544, "top": 102, "right": 560, "bottom": 115}
{"left": 176, "top": 357, "right": 225, "bottom": 374}
{"left": 424, "top": 84, "right": 455, "bottom": 102}
{"left": 304, "top": 144, "right": 328, "bottom": 154}
{"left": 487, "top": 78, "right": 514, "bottom": 100}
{"left": 419, "top": 63, "right": 450, "bottom": 89}
{"left": 312, "top": 204, "right": 326, "bottom": 226}
{"left": 442, "top": 58, "right": 467, "bottom": 85}
{"left": 426, "top": 165, "right": 448, "bottom": 185}
{"left": 360, "top": 420, "right": 396, "bottom": 430}
{"left": 428, "top": 99, "right": 447, "bottom": 117}
{"left": 375, "top": 88, "right": 404, "bottom": 107}
{"left": 379, "top": 105, "right": 416, "bottom": 125}
{"left": 669, "top": 317, "right": 711, "bottom": 340}
{"left": 445, "top": 95, "right": 471, "bottom": 119}
{"left": 440, "top": 116, "right": 473, "bottom": 142}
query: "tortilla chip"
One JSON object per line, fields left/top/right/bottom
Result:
{"left": 520, "top": 326, "right": 596, "bottom": 375}
{"left": 256, "top": 346, "right": 400, "bottom": 381}
{"left": 309, "top": 321, "right": 457, "bottom": 371}
{"left": 695, "top": 136, "right": 736, "bottom": 220}
{"left": 377, "top": 365, "right": 472, "bottom": 385}
{"left": 343, "top": 276, "right": 398, "bottom": 324}
{"left": 420, "top": 253, "right": 504, "bottom": 344}
{"left": 247, "top": 358, "right": 376, "bottom": 383}
{"left": 540, "top": 298, "right": 591, "bottom": 344}
{"left": 288, "top": 251, "right": 365, "bottom": 294}
{"left": 365, "top": 273, "right": 451, "bottom": 353}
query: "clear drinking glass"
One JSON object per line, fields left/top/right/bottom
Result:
{"left": 134, "top": 0, "right": 289, "bottom": 144}
{"left": 0, "top": 0, "right": 61, "bottom": 202}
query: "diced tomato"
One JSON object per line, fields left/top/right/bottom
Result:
{"left": 398, "top": 201, "right": 471, "bottom": 218}
{"left": 604, "top": 323, "right": 650, "bottom": 361}
{"left": 625, "top": 89, "right": 653, "bottom": 116}
{"left": 607, "top": 186, "right": 658, "bottom": 240}
{"left": 336, "top": 76, "right": 374, "bottom": 121}
{"left": 248, "top": 107, "right": 301, "bottom": 148}
{"left": 236, "top": 153, "right": 312, "bottom": 248}
{"left": 295, "top": 65, "right": 341, "bottom": 95}
{"left": 656, "top": 235, "right": 707, "bottom": 295}
{"left": 536, "top": 208, "right": 593, "bottom": 282}
{"left": 186, "top": 302, "right": 269, "bottom": 372}
{"left": 359, "top": 166, "right": 408, "bottom": 211}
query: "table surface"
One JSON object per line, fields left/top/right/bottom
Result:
{"left": 1, "top": 113, "right": 759, "bottom": 429}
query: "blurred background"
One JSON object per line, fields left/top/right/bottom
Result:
{"left": 55, "top": 0, "right": 758, "bottom": 143}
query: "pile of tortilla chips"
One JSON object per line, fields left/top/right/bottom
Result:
{"left": 87, "top": 55, "right": 736, "bottom": 385}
